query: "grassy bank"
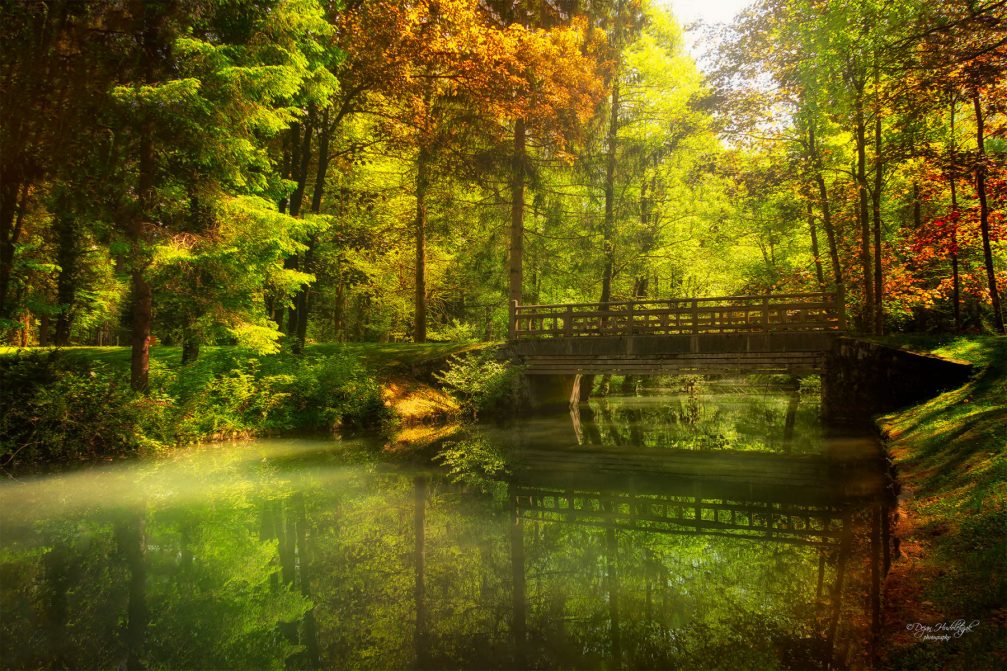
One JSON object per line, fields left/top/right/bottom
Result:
{"left": 875, "top": 336, "right": 1006, "bottom": 670}
{"left": 0, "top": 342, "right": 485, "bottom": 469}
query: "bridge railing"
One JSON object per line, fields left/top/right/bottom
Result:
{"left": 508, "top": 292, "right": 844, "bottom": 340}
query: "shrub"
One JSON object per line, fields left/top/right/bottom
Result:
{"left": 163, "top": 349, "right": 388, "bottom": 439}
{"left": 434, "top": 350, "right": 520, "bottom": 418}
{"left": 264, "top": 354, "right": 387, "bottom": 431}
{"left": 1, "top": 348, "right": 390, "bottom": 467}
{"left": 0, "top": 351, "right": 170, "bottom": 465}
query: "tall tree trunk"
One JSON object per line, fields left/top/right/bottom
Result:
{"left": 128, "top": 4, "right": 168, "bottom": 393}
{"left": 180, "top": 325, "right": 200, "bottom": 364}
{"left": 601, "top": 78, "right": 620, "bottom": 306}
{"left": 808, "top": 125, "right": 844, "bottom": 295}
{"left": 854, "top": 88, "right": 874, "bottom": 333}
{"left": 872, "top": 88, "right": 884, "bottom": 335}
{"left": 129, "top": 116, "right": 155, "bottom": 392}
{"left": 292, "top": 108, "right": 331, "bottom": 353}
{"left": 807, "top": 199, "right": 826, "bottom": 291}
{"left": 0, "top": 181, "right": 27, "bottom": 323}
{"left": 509, "top": 118, "right": 526, "bottom": 306}
{"left": 949, "top": 98, "right": 962, "bottom": 332}
{"left": 973, "top": 93, "right": 1005, "bottom": 334}
{"left": 286, "top": 114, "right": 314, "bottom": 349}
{"left": 53, "top": 209, "right": 78, "bottom": 346}
{"left": 414, "top": 146, "right": 430, "bottom": 343}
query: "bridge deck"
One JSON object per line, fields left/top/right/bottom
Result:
{"left": 508, "top": 293, "right": 843, "bottom": 375}
{"left": 509, "top": 292, "right": 843, "bottom": 340}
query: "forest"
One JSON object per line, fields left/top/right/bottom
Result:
{"left": 2, "top": 2, "right": 1006, "bottom": 669}
{"left": 1, "top": 0, "right": 1003, "bottom": 392}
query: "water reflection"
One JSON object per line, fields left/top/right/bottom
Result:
{"left": 0, "top": 383, "right": 893, "bottom": 670}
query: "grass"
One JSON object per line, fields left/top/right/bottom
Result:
{"left": 0, "top": 341, "right": 486, "bottom": 374}
{"left": 875, "top": 336, "right": 1007, "bottom": 670}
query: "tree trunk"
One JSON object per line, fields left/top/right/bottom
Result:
{"left": 509, "top": 118, "right": 526, "bottom": 306}
{"left": 181, "top": 327, "right": 200, "bottom": 364}
{"left": 871, "top": 60, "right": 884, "bottom": 335}
{"left": 807, "top": 199, "right": 825, "bottom": 291}
{"left": 973, "top": 93, "right": 1005, "bottom": 334}
{"left": 0, "top": 180, "right": 26, "bottom": 323}
{"left": 854, "top": 89, "right": 874, "bottom": 332}
{"left": 808, "top": 125, "right": 844, "bottom": 293}
{"left": 129, "top": 115, "right": 155, "bottom": 392}
{"left": 414, "top": 146, "right": 430, "bottom": 343}
{"left": 949, "top": 96, "right": 962, "bottom": 332}
{"left": 128, "top": 4, "right": 166, "bottom": 393}
{"left": 286, "top": 114, "right": 314, "bottom": 350}
{"left": 53, "top": 209, "right": 78, "bottom": 346}
{"left": 872, "top": 101, "right": 884, "bottom": 335}
{"left": 601, "top": 78, "right": 620, "bottom": 306}
{"left": 292, "top": 108, "right": 331, "bottom": 354}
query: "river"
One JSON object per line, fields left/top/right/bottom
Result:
{"left": 0, "top": 378, "right": 893, "bottom": 670}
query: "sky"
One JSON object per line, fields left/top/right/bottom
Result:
{"left": 661, "top": 0, "right": 753, "bottom": 65}
{"left": 663, "top": 0, "right": 752, "bottom": 27}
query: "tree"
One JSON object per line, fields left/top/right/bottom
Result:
{"left": 104, "top": 0, "right": 329, "bottom": 387}
{"left": 343, "top": 1, "right": 533, "bottom": 342}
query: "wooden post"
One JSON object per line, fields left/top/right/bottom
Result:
{"left": 509, "top": 300, "right": 518, "bottom": 341}
{"left": 565, "top": 305, "right": 573, "bottom": 337}
{"left": 691, "top": 299, "right": 698, "bottom": 334}
{"left": 762, "top": 296, "right": 770, "bottom": 333}
{"left": 627, "top": 301, "right": 634, "bottom": 336}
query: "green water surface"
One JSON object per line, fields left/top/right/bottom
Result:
{"left": 0, "top": 383, "right": 891, "bottom": 670}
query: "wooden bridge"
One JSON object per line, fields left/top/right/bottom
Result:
{"left": 507, "top": 292, "right": 844, "bottom": 376}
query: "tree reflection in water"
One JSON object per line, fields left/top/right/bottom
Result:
{"left": 0, "top": 384, "right": 893, "bottom": 670}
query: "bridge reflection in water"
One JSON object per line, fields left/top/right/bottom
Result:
{"left": 0, "top": 385, "right": 895, "bottom": 671}
{"left": 496, "top": 400, "right": 893, "bottom": 670}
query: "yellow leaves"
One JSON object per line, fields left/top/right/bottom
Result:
{"left": 338, "top": 0, "right": 607, "bottom": 147}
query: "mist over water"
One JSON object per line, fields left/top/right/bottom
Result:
{"left": 1, "top": 380, "right": 892, "bottom": 670}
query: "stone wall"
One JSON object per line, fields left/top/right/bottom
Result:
{"left": 823, "top": 337, "right": 973, "bottom": 426}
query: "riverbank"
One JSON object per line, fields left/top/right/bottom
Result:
{"left": 0, "top": 343, "right": 483, "bottom": 469}
{"left": 875, "top": 336, "right": 1006, "bottom": 670}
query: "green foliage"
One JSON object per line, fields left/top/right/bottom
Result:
{"left": 162, "top": 349, "right": 387, "bottom": 440}
{"left": 876, "top": 336, "right": 1007, "bottom": 668}
{"left": 426, "top": 318, "right": 481, "bottom": 343}
{"left": 0, "top": 348, "right": 388, "bottom": 468}
{"left": 0, "top": 352, "right": 170, "bottom": 464}
{"left": 434, "top": 350, "right": 520, "bottom": 418}
{"left": 435, "top": 437, "right": 510, "bottom": 494}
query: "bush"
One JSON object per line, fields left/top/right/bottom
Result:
{"left": 261, "top": 354, "right": 388, "bottom": 432}
{"left": 434, "top": 350, "right": 520, "bottom": 418}
{"left": 163, "top": 350, "right": 388, "bottom": 439}
{"left": 0, "top": 351, "right": 170, "bottom": 465}
{"left": 1, "top": 348, "right": 390, "bottom": 467}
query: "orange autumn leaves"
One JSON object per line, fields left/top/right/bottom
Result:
{"left": 338, "top": 0, "right": 607, "bottom": 153}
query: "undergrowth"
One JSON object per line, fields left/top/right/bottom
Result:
{"left": 0, "top": 348, "right": 387, "bottom": 468}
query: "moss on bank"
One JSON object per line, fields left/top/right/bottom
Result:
{"left": 875, "top": 336, "right": 1006, "bottom": 670}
